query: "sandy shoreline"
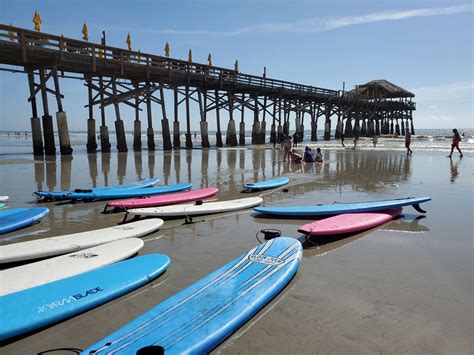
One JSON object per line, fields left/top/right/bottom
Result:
{"left": 0, "top": 147, "right": 472, "bottom": 354}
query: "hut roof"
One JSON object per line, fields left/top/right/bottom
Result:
{"left": 349, "top": 79, "right": 415, "bottom": 98}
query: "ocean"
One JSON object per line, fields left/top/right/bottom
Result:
{"left": 1, "top": 128, "right": 473, "bottom": 156}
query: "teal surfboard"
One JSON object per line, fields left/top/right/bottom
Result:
{"left": 0, "top": 207, "right": 49, "bottom": 234}
{"left": 34, "top": 178, "right": 160, "bottom": 201}
{"left": 82, "top": 237, "right": 302, "bottom": 354}
{"left": 244, "top": 177, "right": 289, "bottom": 191}
{"left": 0, "top": 254, "right": 171, "bottom": 341}
{"left": 66, "top": 183, "right": 192, "bottom": 201}
{"left": 254, "top": 196, "right": 432, "bottom": 217}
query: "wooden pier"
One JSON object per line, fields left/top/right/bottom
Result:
{"left": 0, "top": 24, "right": 416, "bottom": 156}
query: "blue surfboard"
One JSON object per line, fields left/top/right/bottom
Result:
{"left": 34, "top": 178, "right": 160, "bottom": 201}
{"left": 82, "top": 237, "right": 302, "bottom": 354}
{"left": 254, "top": 196, "right": 432, "bottom": 217}
{"left": 244, "top": 177, "right": 289, "bottom": 191}
{"left": 0, "top": 254, "right": 171, "bottom": 341}
{"left": 66, "top": 183, "right": 192, "bottom": 201}
{"left": 0, "top": 207, "right": 49, "bottom": 234}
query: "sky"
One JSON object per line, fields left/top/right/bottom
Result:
{"left": 0, "top": 0, "right": 472, "bottom": 131}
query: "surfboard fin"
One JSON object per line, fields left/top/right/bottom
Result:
{"left": 412, "top": 204, "right": 426, "bottom": 213}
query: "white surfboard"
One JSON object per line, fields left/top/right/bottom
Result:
{"left": 127, "top": 197, "right": 263, "bottom": 217}
{"left": 0, "top": 238, "right": 144, "bottom": 296}
{"left": 0, "top": 219, "right": 163, "bottom": 264}
{"left": 0, "top": 196, "right": 9, "bottom": 202}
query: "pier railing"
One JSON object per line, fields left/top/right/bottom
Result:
{"left": 0, "top": 24, "right": 339, "bottom": 99}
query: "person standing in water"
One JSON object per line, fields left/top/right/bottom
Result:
{"left": 405, "top": 128, "right": 413, "bottom": 155}
{"left": 448, "top": 128, "right": 463, "bottom": 158}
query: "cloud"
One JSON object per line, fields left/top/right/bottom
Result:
{"left": 411, "top": 81, "right": 474, "bottom": 102}
{"left": 129, "top": 4, "right": 473, "bottom": 36}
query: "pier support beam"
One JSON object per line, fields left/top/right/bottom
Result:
{"left": 198, "top": 89, "right": 210, "bottom": 148}
{"left": 239, "top": 94, "right": 246, "bottom": 146}
{"left": 335, "top": 111, "right": 342, "bottom": 139}
{"left": 98, "top": 77, "right": 111, "bottom": 153}
{"left": 215, "top": 90, "right": 223, "bottom": 147}
{"left": 133, "top": 85, "right": 142, "bottom": 151}
{"left": 39, "top": 69, "right": 56, "bottom": 155}
{"left": 226, "top": 92, "right": 237, "bottom": 146}
{"left": 251, "top": 95, "right": 260, "bottom": 144}
{"left": 86, "top": 79, "right": 98, "bottom": 153}
{"left": 56, "top": 111, "right": 73, "bottom": 155}
{"left": 173, "top": 88, "right": 180, "bottom": 149}
{"left": 133, "top": 120, "right": 142, "bottom": 151}
{"left": 185, "top": 86, "right": 193, "bottom": 149}
{"left": 323, "top": 104, "right": 331, "bottom": 141}
{"left": 311, "top": 104, "right": 318, "bottom": 141}
{"left": 344, "top": 117, "right": 353, "bottom": 138}
{"left": 111, "top": 78, "right": 127, "bottom": 152}
{"left": 27, "top": 71, "right": 44, "bottom": 156}
{"left": 52, "top": 70, "right": 73, "bottom": 155}
{"left": 361, "top": 119, "right": 367, "bottom": 136}
{"left": 401, "top": 120, "right": 405, "bottom": 135}
{"left": 159, "top": 85, "right": 173, "bottom": 150}
{"left": 146, "top": 82, "right": 155, "bottom": 151}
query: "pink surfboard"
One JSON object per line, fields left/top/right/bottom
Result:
{"left": 298, "top": 208, "right": 402, "bottom": 236}
{"left": 106, "top": 188, "right": 219, "bottom": 210}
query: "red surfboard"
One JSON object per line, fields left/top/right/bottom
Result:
{"left": 106, "top": 187, "right": 218, "bottom": 211}
{"left": 298, "top": 208, "right": 402, "bottom": 236}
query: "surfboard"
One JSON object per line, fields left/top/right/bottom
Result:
{"left": 34, "top": 178, "right": 160, "bottom": 201}
{"left": 105, "top": 187, "right": 219, "bottom": 211}
{"left": 0, "top": 207, "right": 49, "bottom": 235}
{"left": 244, "top": 177, "right": 289, "bottom": 191}
{"left": 253, "top": 197, "right": 431, "bottom": 217}
{"left": 82, "top": 237, "right": 302, "bottom": 354}
{"left": 0, "top": 254, "right": 171, "bottom": 342}
{"left": 298, "top": 208, "right": 402, "bottom": 236}
{"left": 0, "top": 219, "right": 163, "bottom": 264}
{"left": 0, "top": 195, "right": 9, "bottom": 202}
{"left": 0, "top": 238, "right": 144, "bottom": 296}
{"left": 66, "top": 183, "right": 192, "bottom": 201}
{"left": 127, "top": 197, "right": 263, "bottom": 218}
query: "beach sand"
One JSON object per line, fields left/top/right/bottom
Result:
{"left": 0, "top": 147, "right": 472, "bottom": 354}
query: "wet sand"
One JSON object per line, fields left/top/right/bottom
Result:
{"left": 0, "top": 147, "right": 472, "bottom": 354}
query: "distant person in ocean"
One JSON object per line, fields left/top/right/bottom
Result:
{"left": 293, "top": 132, "right": 299, "bottom": 147}
{"left": 405, "top": 128, "right": 413, "bottom": 155}
{"left": 303, "top": 146, "right": 314, "bottom": 162}
{"left": 289, "top": 149, "right": 302, "bottom": 163}
{"left": 282, "top": 136, "right": 292, "bottom": 162}
{"left": 340, "top": 132, "right": 345, "bottom": 147}
{"left": 448, "top": 128, "right": 463, "bottom": 158}
{"left": 315, "top": 147, "right": 323, "bottom": 163}
{"left": 372, "top": 134, "right": 378, "bottom": 147}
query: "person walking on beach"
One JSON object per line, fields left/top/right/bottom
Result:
{"left": 405, "top": 128, "right": 413, "bottom": 155}
{"left": 448, "top": 128, "right": 463, "bottom": 158}
{"left": 282, "top": 136, "right": 292, "bottom": 162}
{"left": 340, "top": 132, "right": 345, "bottom": 147}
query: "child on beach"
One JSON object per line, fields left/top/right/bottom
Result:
{"left": 315, "top": 147, "right": 323, "bottom": 163}
{"left": 405, "top": 128, "right": 413, "bottom": 155}
{"left": 448, "top": 128, "right": 463, "bottom": 158}
{"left": 289, "top": 149, "right": 302, "bottom": 163}
{"left": 303, "top": 146, "right": 314, "bottom": 162}
{"left": 372, "top": 134, "right": 378, "bottom": 147}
